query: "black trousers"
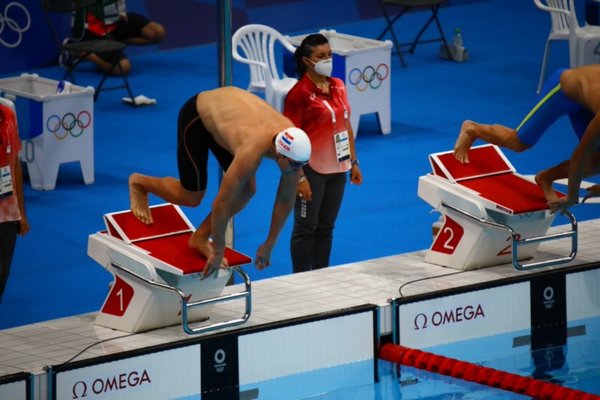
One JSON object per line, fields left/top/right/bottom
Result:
{"left": 291, "top": 166, "right": 346, "bottom": 273}
{"left": 0, "top": 221, "right": 18, "bottom": 301}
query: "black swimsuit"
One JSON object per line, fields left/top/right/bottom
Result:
{"left": 177, "top": 95, "right": 234, "bottom": 191}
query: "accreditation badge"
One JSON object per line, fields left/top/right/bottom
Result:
{"left": 0, "top": 163, "right": 13, "bottom": 199}
{"left": 334, "top": 130, "right": 351, "bottom": 163}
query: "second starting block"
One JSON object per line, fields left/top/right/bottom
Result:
{"left": 87, "top": 203, "right": 252, "bottom": 334}
{"left": 418, "top": 145, "right": 577, "bottom": 271}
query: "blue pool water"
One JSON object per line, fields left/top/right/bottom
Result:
{"left": 298, "top": 318, "right": 600, "bottom": 400}
{"left": 300, "top": 341, "right": 600, "bottom": 400}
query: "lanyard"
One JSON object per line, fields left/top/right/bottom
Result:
{"left": 321, "top": 98, "right": 348, "bottom": 129}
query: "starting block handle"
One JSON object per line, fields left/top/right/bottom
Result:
{"left": 511, "top": 210, "right": 577, "bottom": 270}
{"left": 181, "top": 266, "right": 252, "bottom": 335}
{"left": 440, "top": 202, "right": 578, "bottom": 271}
{"left": 108, "top": 262, "right": 252, "bottom": 334}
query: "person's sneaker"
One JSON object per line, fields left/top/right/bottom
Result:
{"left": 58, "top": 38, "right": 75, "bottom": 69}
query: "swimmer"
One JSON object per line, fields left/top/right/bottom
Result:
{"left": 129, "top": 87, "right": 311, "bottom": 277}
{"left": 453, "top": 65, "right": 600, "bottom": 212}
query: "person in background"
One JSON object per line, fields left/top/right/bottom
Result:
{"left": 453, "top": 65, "right": 600, "bottom": 213}
{"left": 129, "top": 86, "right": 311, "bottom": 278}
{"left": 63, "top": 0, "right": 166, "bottom": 75}
{"left": 0, "top": 101, "right": 30, "bottom": 303}
{"left": 283, "top": 33, "right": 363, "bottom": 273}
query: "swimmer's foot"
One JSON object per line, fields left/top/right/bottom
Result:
{"left": 583, "top": 184, "right": 600, "bottom": 203}
{"left": 129, "top": 173, "right": 153, "bottom": 224}
{"left": 189, "top": 233, "right": 229, "bottom": 266}
{"left": 453, "top": 120, "right": 477, "bottom": 164}
{"left": 189, "top": 232, "right": 213, "bottom": 259}
{"left": 535, "top": 171, "right": 559, "bottom": 204}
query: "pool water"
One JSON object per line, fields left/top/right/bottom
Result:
{"left": 298, "top": 338, "right": 600, "bottom": 399}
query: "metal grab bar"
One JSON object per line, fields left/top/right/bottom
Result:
{"left": 109, "top": 262, "right": 252, "bottom": 335}
{"left": 440, "top": 202, "right": 577, "bottom": 271}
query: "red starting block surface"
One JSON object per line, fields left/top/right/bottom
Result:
{"left": 103, "top": 203, "right": 252, "bottom": 275}
{"left": 430, "top": 144, "right": 562, "bottom": 215}
{"left": 135, "top": 233, "right": 252, "bottom": 275}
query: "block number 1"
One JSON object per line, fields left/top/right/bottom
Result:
{"left": 101, "top": 274, "right": 134, "bottom": 317}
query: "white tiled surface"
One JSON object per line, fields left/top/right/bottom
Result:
{"left": 1, "top": 219, "right": 599, "bottom": 377}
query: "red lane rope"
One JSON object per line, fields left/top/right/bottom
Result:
{"left": 379, "top": 343, "right": 600, "bottom": 400}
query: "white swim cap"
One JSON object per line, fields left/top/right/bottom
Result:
{"left": 275, "top": 127, "right": 311, "bottom": 163}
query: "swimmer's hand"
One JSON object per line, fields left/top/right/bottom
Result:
{"left": 548, "top": 195, "right": 578, "bottom": 214}
{"left": 582, "top": 184, "right": 600, "bottom": 203}
{"left": 255, "top": 242, "right": 274, "bottom": 270}
{"left": 202, "top": 255, "right": 229, "bottom": 280}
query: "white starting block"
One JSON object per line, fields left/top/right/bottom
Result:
{"left": 418, "top": 145, "right": 577, "bottom": 271}
{"left": 87, "top": 203, "right": 252, "bottom": 334}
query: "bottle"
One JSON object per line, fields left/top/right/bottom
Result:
{"left": 453, "top": 28, "right": 463, "bottom": 48}
{"left": 56, "top": 80, "right": 71, "bottom": 95}
{"left": 452, "top": 28, "right": 465, "bottom": 62}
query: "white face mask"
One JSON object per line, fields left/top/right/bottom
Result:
{"left": 313, "top": 58, "right": 333, "bottom": 77}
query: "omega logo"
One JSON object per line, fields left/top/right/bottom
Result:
{"left": 413, "top": 304, "right": 485, "bottom": 330}
{"left": 71, "top": 369, "right": 151, "bottom": 398}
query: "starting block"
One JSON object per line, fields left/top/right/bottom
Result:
{"left": 418, "top": 145, "right": 577, "bottom": 271}
{"left": 87, "top": 203, "right": 252, "bottom": 334}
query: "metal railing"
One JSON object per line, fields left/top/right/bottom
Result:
{"left": 440, "top": 202, "right": 577, "bottom": 270}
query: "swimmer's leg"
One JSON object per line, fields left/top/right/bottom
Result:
{"left": 454, "top": 121, "right": 528, "bottom": 163}
{"left": 129, "top": 173, "right": 204, "bottom": 224}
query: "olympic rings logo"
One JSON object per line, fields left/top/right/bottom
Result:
{"left": 0, "top": 2, "right": 31, "bottom": 48}
{"left": 46, "top": 111, "right": 92, "bottom": 140}
{"left": 348, "top": 63, "right": 389, "bottom": 92}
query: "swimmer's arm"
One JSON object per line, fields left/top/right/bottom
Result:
{"left": 210, "top": 157, "right": 257, "bottom": 260}
{"left": 265, "top": 170, "right": 298, "bottom": 244}
{"left": 254, "top": 170, "right": 298, "bottom": 270}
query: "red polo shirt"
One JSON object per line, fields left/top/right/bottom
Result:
{"left": 284, "top": 74, "right": 352, "bottom": 174}
{"left": 0, "top": 104, "right": 22, "bottom": 223}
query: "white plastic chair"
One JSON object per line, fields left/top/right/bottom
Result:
{"left": 232, "top": 24, "right": 298, "bottom": 112}
{"left": 534, "top": 0, "right": 600, "bottom": 93}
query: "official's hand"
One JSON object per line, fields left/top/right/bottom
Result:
{"left": 297, "top": 180, "right": 312, "bottom": 201}
{"left": 17, "top": 216, "right": 30, "bottom": 236}
{"left": 255, "top": 243, "right": 273, "bottom": 270}
{"left": 350, "top": 165, "right": 363, "bottom": 185}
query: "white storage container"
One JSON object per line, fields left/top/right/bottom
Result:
{"left": 0, "top": 73, "right": 95, "bottom": 190}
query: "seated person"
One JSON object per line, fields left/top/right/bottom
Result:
{"left": 62, "top": 0, "right": 166, "bottom": 76}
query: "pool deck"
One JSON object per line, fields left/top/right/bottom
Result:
{"left": 1, "top": 218, "right": 599, "bottom": 378}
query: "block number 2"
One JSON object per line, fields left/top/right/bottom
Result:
{"left": 432, "top": 216, "right": 464, "bottom": 255}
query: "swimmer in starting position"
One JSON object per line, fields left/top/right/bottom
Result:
{"left": 453, "top": 65, "right": 600, "bottom": 213}
{"left": 129, "top": 87, "right": 311, "bottom": 277}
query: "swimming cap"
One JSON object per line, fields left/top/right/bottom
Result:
{"left": 275, "top": 127, "right": 311, "bottom": 163}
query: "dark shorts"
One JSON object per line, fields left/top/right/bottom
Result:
{"left": 177, "top": 95, "right": 234, "bottom": 192}
{"left": 83, "top": 13, "right": 151, "bottom": 64}
{"left": 111, "top": 13, "right": 151, "bottom": 41}
{"left": 515, "top": 68, "right": 594, "bottom": 146}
